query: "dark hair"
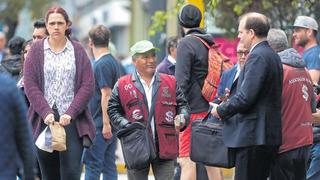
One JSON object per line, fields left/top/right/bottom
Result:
{"left": 20, "top": 39, "right": 33, "bottom": 74}
{"left": 45, "top": 6, "right": 72, "bottom": 38}
{"left": 22, "top": 39, "right": 33, "bottom": 54}
{"left": 166, "top": 36, "right": 179, "bottom": 55}
{"left": 33, "top": 18, "right": 48, "bottom": 35}
{"left": 88, "top": 25, "right": 111, "bottom": 48}
{"left": 33, "top": 18, "right": 46, "bottom": 29}
{"left": 242, "top": 12, "right": 270, "bottom": 38}
{"left": 313, "top": 30, "right": 318, "bottom": 37}
{"left": 8, "top": 36, "right": 25, "bottom": 55}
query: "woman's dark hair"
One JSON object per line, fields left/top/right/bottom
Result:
{"left": 20, "top": 39, "right": 33, "bottom": 75}
{"left": 8, "top": 36, "right": 25, "bottom": 55}
{"left": 45, "top": 5, "right": 72, "bottom": 38}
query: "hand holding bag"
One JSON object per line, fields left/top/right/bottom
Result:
{"left": 190, "top": 113, "right": 235, "bottom": 168}
{"left": 49, "top": 122, "right": 67, "bottom": 151}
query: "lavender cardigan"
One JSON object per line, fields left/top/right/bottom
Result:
{"left": 24, "top": 39, "right": 96, "bottom": 142}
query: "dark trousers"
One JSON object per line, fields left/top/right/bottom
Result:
{"left": 36, "top": 108, "right": 83, "bottom": 180}
{"left": 234, "top": 145, "right": 278, "bottom": 180}
{"left": 270, "top": 145, "right": 310, "bottom": 180}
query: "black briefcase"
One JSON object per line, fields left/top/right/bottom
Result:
{"left": 190, "top": 114, "right": 235, "bottom": 168}
{"left": 117, "top": 122, "right": 156, "bottom": 170}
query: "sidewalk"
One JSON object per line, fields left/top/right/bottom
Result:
{"left": 80, "top": 140, "right": 233, "bottom": 180}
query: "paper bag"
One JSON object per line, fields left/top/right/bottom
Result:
{"left": 49, "top": 122, "right": 67, "bottom": 151}
{"left": 35, "top": 126, "right": 53, "bottom": 153}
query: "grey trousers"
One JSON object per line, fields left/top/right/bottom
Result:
{"left": 127, "top": 159, "right": 174, "bottom": 180}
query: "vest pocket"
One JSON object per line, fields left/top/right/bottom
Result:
{"left": 159, "top": 132, "right": 178, "bottom": 159}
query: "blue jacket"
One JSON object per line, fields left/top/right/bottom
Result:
{"left": 215, "top": 65, "right": 238, "bottom": 102}
{"left": 157, "top": 57, "right": 175, "bottom": 76}
{"left": 0, "top": 74, "right": 35, "bottom": 180}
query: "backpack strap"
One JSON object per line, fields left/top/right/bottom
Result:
{"left": 190, "top": 35, "right": 210, "bottom": 48}
{"left": 190, "top": 35, "right": 221, "bottom": 49}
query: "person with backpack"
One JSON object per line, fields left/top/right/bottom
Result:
{"left": 175, "top": 4, "right": 224, "bottom": 180}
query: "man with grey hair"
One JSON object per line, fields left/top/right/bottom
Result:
{"left": 268, "top": 28, "right": 314, "bottom": 180}
{"left": 267, "top": 29, "right": 289, "bottom": 52}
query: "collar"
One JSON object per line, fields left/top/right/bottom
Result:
{"left": 132, "top": 70, "right": 160, "bottom": 83}
{"left": 167, "top": 55, "right": 176, "bottom": 65}
{"left": 95, "top": 52, "right": 110, "bottom": 61}
{"left": 186, "top": 28, "right": 206, "bottom": 35}
{"left": 44, "top": 37, "right": 73, "bottom": 52}
{"left": 249, "top": 40, "right": 266, "bottom": 53}
{"left": 236, "top": 63, "right": 241, "bottom": 72}
{"left": 136, "top": 71, "right": 156, "bottom": 87}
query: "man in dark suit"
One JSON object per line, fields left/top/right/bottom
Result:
{"left": 211, "top": 12, "right": 283, "bottom": 180}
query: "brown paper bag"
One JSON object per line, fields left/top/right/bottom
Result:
{"left": 49, "top": 122, "right": 67, "bottom": 151}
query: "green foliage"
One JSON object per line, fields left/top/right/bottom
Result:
{"left": 148, "top": 11, "right": 168, "bottom": 37}
{"left": 148, "top": 0, "right": 185, "bottom": 37}
{"left": 148, "top": 0, "right": 320, "bottom": 38}
{"left": 207, "top": 0, "right": 320, "bottom": 38}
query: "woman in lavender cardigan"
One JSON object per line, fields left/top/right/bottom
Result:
{"left": 24, "top": 6, "right": 95, "bottom": 180}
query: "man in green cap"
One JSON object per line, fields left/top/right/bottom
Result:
{"left": 108, "top": 40, "right": 190, "bottom": 180}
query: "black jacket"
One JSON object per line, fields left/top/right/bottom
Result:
{"left": 175, "top": 28, "right": 214, "bottom": 114}
{"left": 0, "top": 54, "right": 22, "bottom": 82}
{"left": 217, "top": 41, "right": 283, "bottom": 147}
{"left": 108, "top": 71, "right": 190, "bottom": 131}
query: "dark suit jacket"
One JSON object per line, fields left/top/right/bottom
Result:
{"left": 217, "top": 41, "right": 283, "bottom": 148}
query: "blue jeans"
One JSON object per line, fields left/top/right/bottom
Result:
{"left": 84, "top": 128, "right": 118, "bottom": 180}
{"left": 307, "top": 143, "right": 320, "bottom": 180}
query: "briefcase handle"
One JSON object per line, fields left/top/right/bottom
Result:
{"left": 199, "top": 111, "right": 223, "bottom": 128}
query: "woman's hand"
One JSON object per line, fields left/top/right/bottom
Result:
{"left": 44, "top": 113, "right": 55, "bottom": 125}
{"left": 59, "top": 114, "right": 72, "bottom": 126}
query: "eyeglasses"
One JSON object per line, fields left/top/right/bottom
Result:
{"left": 236, "top": 51, "right": 249, "bottom": 56}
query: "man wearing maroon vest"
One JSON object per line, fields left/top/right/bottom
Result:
{"left": 108, "top": 40, "right": 190, "bottom": 180}
{"left": 268, "top": 29, "right": 314, "bottom": 180}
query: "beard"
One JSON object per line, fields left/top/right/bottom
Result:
{"left": 296, "top": 38, "right": 308, "bottom": 48}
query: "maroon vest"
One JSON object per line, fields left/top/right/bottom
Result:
{"left": 118, "top": 73, "right": 178, "bottom": 159}
{"left": 280, "top": 65, "right": 313, "bottom": 153}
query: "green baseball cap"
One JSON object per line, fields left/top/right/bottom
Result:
{"left": 130, "top": 40, "right": 159, "bottom": 56}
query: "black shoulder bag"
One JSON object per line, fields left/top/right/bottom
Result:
{"left": 190, "top": 113, "right": 235, "bottom": 168}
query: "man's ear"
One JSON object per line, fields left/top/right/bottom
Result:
{"left": 249, "top": 29, "right": 255, "bottom": 39}
{"left": 306, "top": 28, "right": 313, "bottom": 38}
{"left": 88, "top": 39, "right": 93, "bottom": 48}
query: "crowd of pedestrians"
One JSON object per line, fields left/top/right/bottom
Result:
{"left": 1, "top": 3, "right": 320, "bottom": 180}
